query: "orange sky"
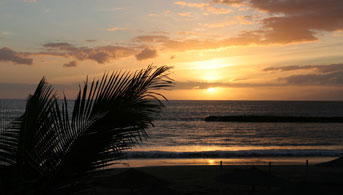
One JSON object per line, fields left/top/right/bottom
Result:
{"left": 0, "top": 0, "right": 342, "bottom": 100}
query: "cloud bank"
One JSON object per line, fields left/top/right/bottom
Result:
{"left": 135, "top": 48, "right": 158, "bottom": 61}
{"left": 63, "top": 60, "right": 78, "bottom": 68}
{"left": 43, "top": 42, "right": 136, "bottom": 64}
{"left": 133, "top": 0, "right": 343, "bottom": 52}
{"left": 0, "top": 42, "right": 160, "bottom": 66}
{"left": 212, "top": 0, "right": 343, "bottom": 44}
{"left": 0, "top": 47, "right": 33, "bottom": 65}
{"left": 265, "top": 63, "right": 343, "bottom": 86}
{"left": 175, "top": 63, "right": 343, "bottom": 90}
{"left": 175, "top": 1, "right": 232, "bottom": 15}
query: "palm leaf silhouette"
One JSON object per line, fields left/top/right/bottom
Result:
{"left": 0, "top": 65, "right": 173, "bottom": 194}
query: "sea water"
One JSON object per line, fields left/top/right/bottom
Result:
{"left": 1, "top": 99, "right": 343, "bottom": 166}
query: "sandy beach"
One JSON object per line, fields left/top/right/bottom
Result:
{"left": 83, "top": 162, "right": 343, "bottom": 195}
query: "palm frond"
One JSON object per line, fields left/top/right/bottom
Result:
{"left": 54, "top": 65, "right": 173, "bottom": 174}
{"left": 0, "top": 65, "right": 173, "bottom": 194}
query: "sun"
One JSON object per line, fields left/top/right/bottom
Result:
{"left": 207, "top": 88, "right": 215, "bottom": 92}
{"left": 208, "top": 159, "right": 215, "bottom": 165}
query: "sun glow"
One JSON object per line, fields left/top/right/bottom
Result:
{"left": 190, "top": 59, "right": 232, "bottom": 70}
{"left": 207, "top": 88, "right": 215, "bottom": 92}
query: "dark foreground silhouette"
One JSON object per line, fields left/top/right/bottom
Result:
{"left": 75, "top": 164, "right": 343, "bottom": 195}
{"left": 0, "top": 66, "right": 173, "bottom": 194}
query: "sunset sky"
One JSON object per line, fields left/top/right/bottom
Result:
{"left": 0, "top": 0, "right": 342, "bottom": 100}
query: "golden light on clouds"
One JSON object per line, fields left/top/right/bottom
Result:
{"left": 0, "top": 0, "right": 342, "bottom": 100}
{"left": 203, "top": 73, "right": 220, "bottom": 82}
{"left": 189, "top": 59, "right": 232, "bottom": 70}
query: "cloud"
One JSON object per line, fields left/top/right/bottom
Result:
{"left": 203, "top": 15, "right": 253, "bottom": 28}
{"left": 174, "top": 63, "right": 343, "bottom": 90}
{"left": 42, "top": 43, "right": 135, "bottom": 64}
{"left": 133, "top": 35, "right": 220, "bottom": 51}
{"left": 135, "top": 0, "right": 342, "bottom": 52}
{"left": 264, "top": 64, "right": 343, "bottom": 73}
{"left": 175, "top": 72, "right": 343, "bottom": 90}
{"left": 265, "top": 63, "right": 343, "bottom": 86}
{"left": 283, "top": 71, "right": 343, "bottom": 86}
{"left": 135, "top": 48, "right": 158, "bottom": 61}
{"left": 1, "top": 41, "right": 160, "bottom": 66}
{"left": 178, "top": 12, "right": 192, "bottom": 17}
{"left": 175, "top": 1, "right": 208, "bottom": 8}
{"left": 175, "top": 1, "right": 232, "bottom": 15}
{"left": 0, "top": 47, "right": 33, "bottom": 65}
{"left": 106, "top": 27, "right": 128, "bottom": 32}
{"left": 205, "top": 5, "right": 232, "bottom": 14}
{"left": 147, "top": 10, "right": 172, "bottom": 17}
{"left": 204, "top": 20, "right": 236, "bottom": 28}
{"left": 133, "top": 35, "right": 170, "bottom": 43}
{"left": 43, "top": 42, "right": 76, "bottom": 51}
{"left": 211, "top": 0, "right": 343, "bottom": 44}
{"left": 235, "top": 15, "right": 253, "bottom": 25}
{"left": 85, "top": 40, "right": 96, "bottom": 42}
{"left": 151, "top": 31, "right": 169, "bottom": 35}
{"left": 63, "top": 60, "right": 78, "bottom": 68}
{"left": 211, "top": 0, "right": 245, "bottom": 6}
{"left": 174, "top": 81, "right": 282, "bottom": 89}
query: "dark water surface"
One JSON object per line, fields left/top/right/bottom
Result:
{"left": 1, "top": 100, "right": 343, "bottom": 158}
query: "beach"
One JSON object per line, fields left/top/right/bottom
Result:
{"left": 84, "top": 163, "right": 343, "bottom": 195}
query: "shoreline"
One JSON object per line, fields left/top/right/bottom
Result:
{"left": 110, "top": 156, "right": 337, "bottom": 168}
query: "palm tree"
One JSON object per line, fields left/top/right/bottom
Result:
{"left": 0, "top": 65, "right": 173, "bottom": 194}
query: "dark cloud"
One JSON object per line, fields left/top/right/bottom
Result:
{"left": 133, "top": 35, "right": 170, "bottom": 43}
{"left": 135, "top": 48, "right": 158, "bottom": 61}
{"left": 42, "top": 43, "right": 136, "bottom": 64}
{"left": 0, "top": 47, "right": 33, "bottom": 65}
{"left": 264, "top": 64, "right": 343, "bottom": 73}
{"left": 176, "top": 63, "right": 343, "bottom": 90}
{"left": 175, "top": 81, "right": 282, "bottom": 89}
{"left": 212, "top": 0, "right": 343, "bottom": 44}
{"left": 283, "top": 71, "right": 343, "bottom": 86}
{"left": 43, "top": 42, "right": 76, "bottom": 51}
{"left": 133, "top": 35, "right": 222, "bottom": 52}
{"left": 1, "top": 42, "right": 139, "bottom": 66}
{"left": 266, "top": 63, "right": 343, "bottom": 86}
{"left": 85, "top": 40, "right": 97, "bottom": 42}
{"left": 63, "top": 60, "right": 78, "bottom": 68}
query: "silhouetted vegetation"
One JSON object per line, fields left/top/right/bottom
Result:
{"left": 0, "top": 65, "right": 173, "bottom": 194}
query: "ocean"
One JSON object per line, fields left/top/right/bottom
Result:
{"left": 1, "top": 99, "right": 343, "bottom": 166}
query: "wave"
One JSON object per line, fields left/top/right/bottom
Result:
{"left": 158, "top": 115, "right": 343, "bottom": 122}
{"left": 124, "top": 149, "right": 343, "bottom": 159}
{"left": 205, "top": 115, "right": 343, "bottom": 123}
{"left": 158, "top": 117, "right": 204, "bottom": 121}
